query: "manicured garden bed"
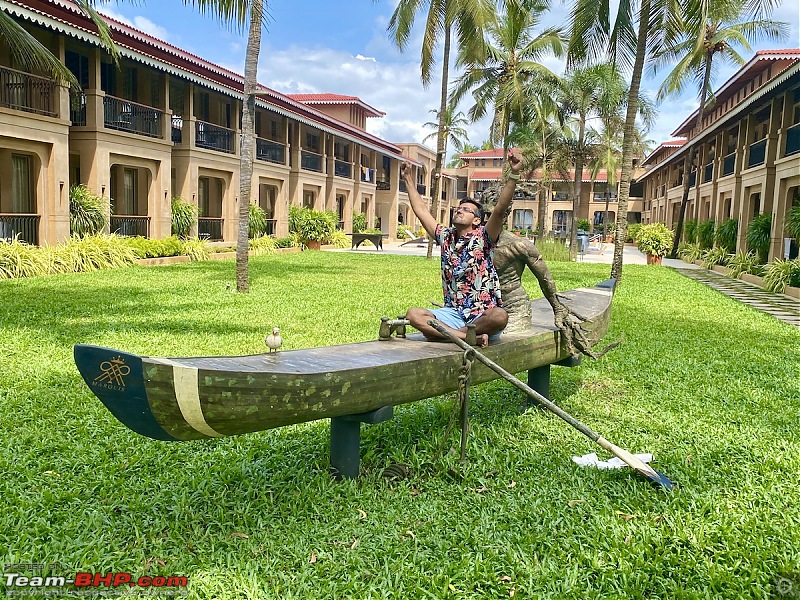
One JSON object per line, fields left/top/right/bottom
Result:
{"left": 1, "top": 253, "right": 798, "bottom": 598}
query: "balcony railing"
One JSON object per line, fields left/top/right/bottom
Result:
{"left": 722, "top": 153, "right": 735, "bottom": 176}
{"left": 172, "top": 116, "right": 183, "bottom": 144}
{"left": 703, "top": 163, "right": 713, "bottom": 183}
{"left": 417, "top": 184, "right": 426, "bottom": 195}
{"left": 198, "top": 217, "right": 223, "bottom": 241}
{"left": 256, "top": 138, "right": 285, "bottom": 164}
{"left": 265, "top": 219, "right": 276, "bottom": 236}
{"left": 103, "top": 95, "right": 163, "bottom": 138}
{"left": 376, "top": 179, "right": 390, "bottom": 191}
{"left": 785, "top": 123, "right": 800, "bottom": 157}
{"left": 301, "top": 150, "right": 323, "bottom": 172}
{"left": 196, "top": 120, "right": 234, "bottom": 154}
{"left": 110, "top": 215, "right": 150, "bottom": 237}
{"left": 0, "top": 214, "right": 39, "bottom": 245}
{"left": 334, "top": 160, "right": 351, "bottom": 178}
{"left": 0, "top": 66, "right": 56, "bottom": 117}
{"left": 70, "top": 92, "right": 86, "bottom": 126}
{"left": 399, "top": 180, "right": 408, "bottom": 193}
{"left": 748, "top": 138, "right": 767, "bottom": 168}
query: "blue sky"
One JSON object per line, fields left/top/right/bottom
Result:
{"left": 99, "top": 0, "right": 800, "bottom": 155}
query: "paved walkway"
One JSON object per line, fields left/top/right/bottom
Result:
{"left": 331, "top": 240, "right": 800, "bottom": 328}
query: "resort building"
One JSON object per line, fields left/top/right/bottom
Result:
{"left": 449, "top": 148, "right": 626, "bottom": 235}
{"left": 0, "top": 0, "right": 445, "bottom": 245}
{"left": 638, "top": 49, "right": 800, "bottom": 261}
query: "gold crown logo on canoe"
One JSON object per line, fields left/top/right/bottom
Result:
{"left": 94, "top": 356, "right": 131, "bottom": 387}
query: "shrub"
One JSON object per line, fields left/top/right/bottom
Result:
{"left": 762, "top": 259, "right": 800, "bottom": 294}
{"left": 61, "top": 234, "right": 137, "bottom": 272}
{"left": 576, "top": 218, "right": 590, "bottom": 232}
{"left": 727, "top": 251, "right": 764, "bottom": 279}
{"left": 288, "top": 206, "right": 337, "bottom": 242}
{"left": 701, "top": 247, "right": 730, "bottom": 269}
{"left": 249, "top": 234, "right": 278, "bottom": 256}
{"left": 352, "top": 213, "right": 367, "bottom": 233}
{"left": 535, "top": 237, "right": 570, "bottom": 262}
{"left": 715, "top": 218, "right": 738, "bottom": 253}
{"left": 181, "top": 238, "right": 211, "bottom": 261}
{"left": 626, "top": 223, "right": 642, "bottom": 243}
{"left": 69, "top": 185, "right": 106, "bottom": 238}
{"left": 249, "top": 203, "right": 268, "bottom": 239}
{"left": 636, "top": 223, "right": 673, "bottom": 257}
{"left": 171, "top": 196, "right": 196, "bottom": 239}
{"left": 325, "top": 230, "right": 350, "bottom": 249}
{"left": 361, "top": 228, "right": 384, "bottom": 235}
{"left": 123, "top": 236, "right": 184, "bottom": 259}
{"left": 678, "top": 242, "right": 702, "bottom": 263}
{"left": 786, "top": 203, "right": 800, "bottom": 242}
{"left": 746, "top": 213, "right": 772, "bottom": 264}
{"left": 697, "top": 219, "right": 716, "bottom": 249}
{"left": 0, "top": 237, "right": 49, "bottom": 278}
{"left": 274, "top": 236, "right": 297, "bottom": 249}
{"left": 684, "top": 219, "right": 698, "bottom": 244}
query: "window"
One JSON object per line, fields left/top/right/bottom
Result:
{"left": 303, "top": 190, "right": 315, "bottom": 208}
{"left": 195, "top": 92, "right": 210, "bottom": 122}
{"left": 100, "top": 61, "right": 117, "bottom": 94}
{"left": 122, "top": 168, "right": 137, "bottom": 215}
{"left": 65, "top": 50, "right": 89, "bottom": 87}
{"left": 122, "top": 65, "right": 138, "bottom": 100}
{"left": 11, "top": 154, "right": 33, "bottom": 213}
{"left": 306, "top": 132, "right": 320, "bottom": 152}
{"left": 198, "top": 177, "right": 209, "bottom": 216}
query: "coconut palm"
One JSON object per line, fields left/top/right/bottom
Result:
{"left": 450, "top": 0, "right": 566, "bottom": 152}
{"left": 558, "top": 63, "right": 628, "bottom": 257}
{"left": 650, "top": 0, "right": 788, "bottom": 257}
{"left": 568, "top": 0, "right": 683, "bottom": 280}
{"left": 388, "top": 0, "right": 493, "bottom": 258}
{"left": 422, "top": 106, "right": 471, "bottom": 153}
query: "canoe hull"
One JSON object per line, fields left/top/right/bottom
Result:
{"left": 75, "top": 280, "right": 615, "bottom": 441}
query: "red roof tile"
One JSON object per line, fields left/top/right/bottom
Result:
{"left": 287, "top": 93, "right": 385, "bottom": 117}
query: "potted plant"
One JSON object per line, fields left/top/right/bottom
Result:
{"left": 290, "top": 206, "right": 336, "bottom": 250}
{"left": 636, "top": 223, "right": 673, "bottom": 265}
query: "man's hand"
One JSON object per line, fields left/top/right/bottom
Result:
{"left": 507, "top": 150, "right": 522, "bottom": 175}
{"left": 400, "top": 161, "right": 413, "bottom": 182}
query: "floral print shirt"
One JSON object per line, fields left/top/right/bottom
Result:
{"left": 435, "top": 224, "right": 503, "bottom": 321}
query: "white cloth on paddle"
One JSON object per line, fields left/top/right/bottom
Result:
{"left": 572, "top": 452, "right": 653, "bottom": 470}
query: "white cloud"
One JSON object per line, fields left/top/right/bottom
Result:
{"left": 96, "top": 7, "right": 170, "bottom": 42}
{"left": 355, "top": 54, "right": 377, "bottom": 62}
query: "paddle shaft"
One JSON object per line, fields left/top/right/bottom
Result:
{"left": 428, "top": 322, "right": 601, "bottom": 442}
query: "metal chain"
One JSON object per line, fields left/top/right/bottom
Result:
{"left": 434, "top": 349, "right": 474, "bottom": 461}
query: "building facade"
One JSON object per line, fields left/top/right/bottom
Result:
{"left": 638, "top": 49, "right": 800, "bottom": 262}
{"left": 0, "top": 0, "right": 442, "bottom": 245}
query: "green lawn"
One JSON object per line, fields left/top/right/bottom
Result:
{"left": 1, "top": 252, "right": 798, "bottom": 599}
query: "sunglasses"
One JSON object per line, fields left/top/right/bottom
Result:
{"left": 455, "top": 206, "right": 477, "bottom": 216}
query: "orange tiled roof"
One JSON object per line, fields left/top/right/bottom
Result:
{"left": 287, "top": 93, "right": 385, "bottom": 117}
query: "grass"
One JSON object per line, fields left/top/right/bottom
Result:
{"left": 1, "top": 252, "right": 799, "bottom": 599}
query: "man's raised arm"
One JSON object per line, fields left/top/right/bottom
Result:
{"left": 401, "top": 162, "right": 438, "bottom": 238}
{"left": 485, "top": 150, "right": 523, "bottom": 242}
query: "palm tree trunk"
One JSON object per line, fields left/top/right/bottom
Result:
{"left": 236, "top": 0, "right": 263, "bottom": 292}
{"left": 603, "top": 182, "right": 610, "bottom": 239}
{"left": 426, "top": 25, "right": 451, "bottom": 260}
{"left": 669, "top": 53, "right": 713, "bottom": 258}
{"left": 570, "top": 117, "right": 587, "bottom": 259}
{"left": 610, "top": 0, "right": 650, "bottom": 282}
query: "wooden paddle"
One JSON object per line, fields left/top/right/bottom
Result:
{"left": 428, "top": 320, "right": 674, "bottom": 490}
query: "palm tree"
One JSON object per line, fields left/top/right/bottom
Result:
{"left": 650, "top": 0, "right": 788, "bottom": 257}
{"left": 422, "top": 106, "right": 470, "bottom": 153}
{"left": 558, "top": 63, "right": 627, "bottom": 258}
{"left": 388, "top": 0, "right": 492, "bottom": 258}
{"left": 450, "top": 0, "right": 566, "bottom": 152}
{"left": 568, "top": 0, "right": 679, "bottom": 281}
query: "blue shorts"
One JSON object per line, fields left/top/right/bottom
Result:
{"left": 429, "top": 307, "right": 503, "bottom": 341}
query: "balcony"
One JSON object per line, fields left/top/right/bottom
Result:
{"left": 0, "top": 66, "right": 56, "bottom": 117}
{"left": 196, "top": 120, "right": 234, "bottom": 154}
{"left": 0, "top": 214, "right": 40, "bottom": 245}
{"left": 103, "top": 95, "right": 163, "bottom": 138}
{"left": 417, "top": 184, "right": 426, "bottom": 195}
{"left": 334, "top": 159, "right": 351, "bottom": 178}
{"left": 747, "top": 138, "right": 766, "bottom": 168}
{"left": 172, "top": 116, "right": 182, "bottom": 144}
{"left": 111, "top": 215, "right": 150, "bottom": 237}
{"left": 785, "top": 123, "right": 800, "bottom": 157}
{"left": 198, "top": 217, "right": 223, "bottom": 241}
{"left": 722, "top": 153, "right": 735, "bottom": 177}
{"left": 256, "top": 138, "right": 285, "bottom": 164}
{"left": 703, "top": 163, "right": 713, "bottom": 183}
{"left": 376, "top": 179, "right": 390, "bottom": 191}
{"left": 301, "top": 150, "right": 323, "bottom": 172}
{"left": 399, "top": 180, "right": 407, "bottom": 193}
{"left": 70, "top": 92, "right": 86, "bottom": 126}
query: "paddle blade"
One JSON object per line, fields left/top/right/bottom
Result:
{"left": 596, "top": 437, "right": 675, "bottom": 491}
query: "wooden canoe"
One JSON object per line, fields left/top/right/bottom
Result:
{"left": 74, "top": 279, "right": 615, "bottom": 441}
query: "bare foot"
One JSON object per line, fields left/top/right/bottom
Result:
{"left": 475, "top": 334, "right": 489, "bottom": 348}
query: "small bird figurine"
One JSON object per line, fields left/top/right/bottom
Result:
{"left": 264, "top": 327, "right": 283, "bottom": 352}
